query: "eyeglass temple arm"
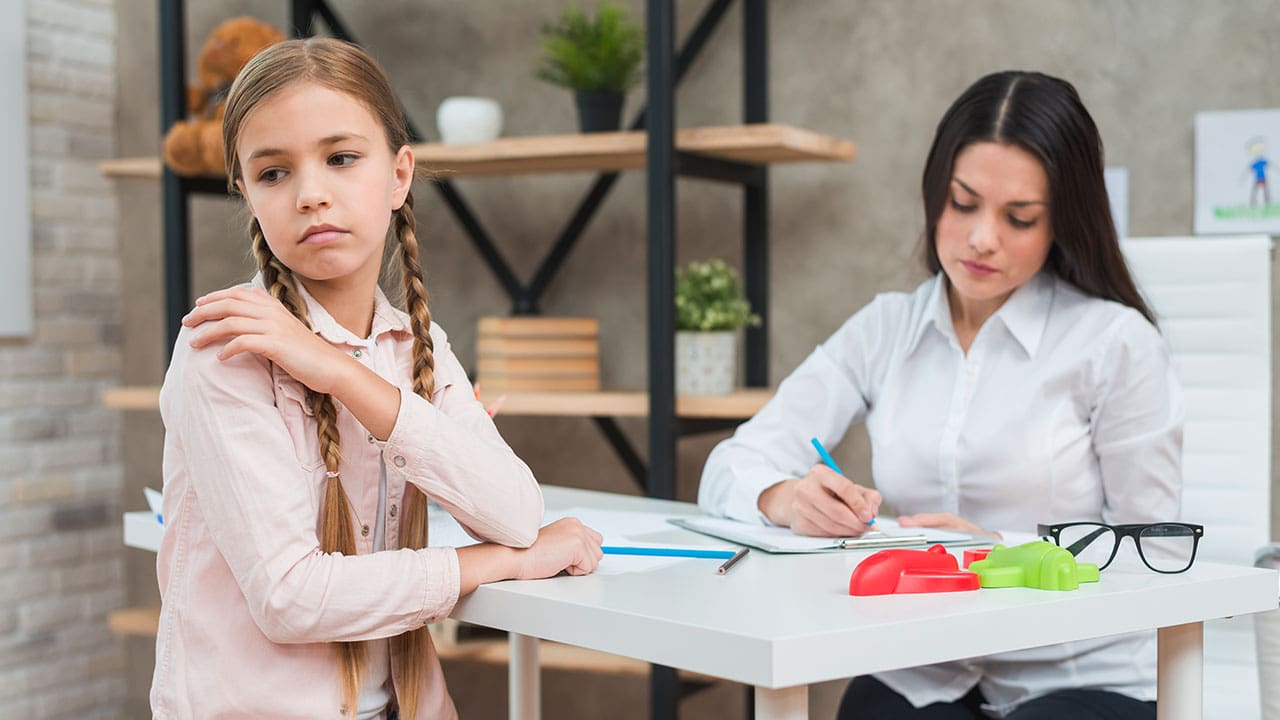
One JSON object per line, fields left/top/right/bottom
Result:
{"left": 1065, "top": 527, "right": 1111, "bottom": 556}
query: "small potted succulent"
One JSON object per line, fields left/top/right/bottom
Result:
{"left": 535, "top": 3, "right": 643, "bottom": 133}
{"left": 674, "top": 259, "right": 761, "bottom": 395}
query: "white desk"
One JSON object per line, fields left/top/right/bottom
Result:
{"left": 452, "top": 486, "right": 1280, "bottom": 720}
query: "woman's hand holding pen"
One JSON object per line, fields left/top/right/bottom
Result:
{"left": 758, "top": 465, "right": 881, "bottom": 537}
{"left": 183, "top": 287, "right": 350, "bottom": 394}
{"left": 897, "top": 512, "right": 1002, "bottom": 540}
{"left": 516, "top": 518, "right": 604, "bottom": 579}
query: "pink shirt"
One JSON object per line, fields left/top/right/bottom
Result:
{"left": 151, "top": 277, "right": 544, "bottom": 719}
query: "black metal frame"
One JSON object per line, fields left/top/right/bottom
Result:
{"left": 155, "top": 1, "right": 769, "bottom": 716}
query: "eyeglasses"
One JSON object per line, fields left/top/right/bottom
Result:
{"left": 1037, "top": 522, "right": 1204, "bottom": 574}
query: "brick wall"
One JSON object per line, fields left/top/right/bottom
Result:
{"left": 0, "top": 0, "right": 126, "bottom": 717}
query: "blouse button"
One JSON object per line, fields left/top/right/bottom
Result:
{"left": 361, "top": 524, "right": 370, "bottom": 537}
{"left": 389, "top": 504, "right": 398, "bottom": 518}
{"left": 367, "top": 433, "right": 375, "bottom": 443}
{"left": 353, "top": 349, "right": 363, "bottom": 359}
{"left": 393, "top": 456, "right": 406, "bottom": 468}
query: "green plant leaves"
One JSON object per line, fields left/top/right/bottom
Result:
{"left": 675, "top": 259, "right": 762, "bottom": 332}
{"left": 535, "top": 3, "right": 644, "bottom": 93}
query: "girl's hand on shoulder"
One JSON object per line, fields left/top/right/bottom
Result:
{"left": 896, "top": 512, "right": 1001, "bottom": 540}
{"left": 516, "top": 518, "right": 604, "bottom": 579}
{"left": 183, "top": 286, "right": 346, "bottom": 394}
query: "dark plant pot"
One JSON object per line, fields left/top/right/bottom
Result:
{"left": 574, "top": 90, "right": 624, "bottom": 133}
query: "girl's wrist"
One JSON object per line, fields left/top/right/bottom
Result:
{"left": 456, "top": 543, "right": 523, "bottom": 595}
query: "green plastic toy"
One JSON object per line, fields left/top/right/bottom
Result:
{"left": 967, "top": 540, "right": 1100, "bottom": 591}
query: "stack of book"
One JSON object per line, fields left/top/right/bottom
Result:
{"left": 476, "top": 316, "right": 601, "bottom": 392}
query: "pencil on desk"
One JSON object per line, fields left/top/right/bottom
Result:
{"left": 716, "top": 547, "right": 749, "bottom": 574}
{"left": 601, "top": 546, "right": 736, "bottom": 560}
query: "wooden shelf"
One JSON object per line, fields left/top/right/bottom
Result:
{"left": 108, "top": 606, "right": 161, "bottom": 636}
{"left": 105, "top": 605, "right": 712, "bottom": 679}
{"left": 99, "top": 123, "right": 855, "bottom": 180}
{"left": 103, "top": 385, "right": 772, "bottom": 419}
{"left": 478, "top": 389, "right": 772, "bottom": 418}
{"left": 103, "top": 386, "right": 161, "bottom": 411}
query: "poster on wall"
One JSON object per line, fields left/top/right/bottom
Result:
{"left": 1195, "top": 109, "right": 1280, "bottom": 235}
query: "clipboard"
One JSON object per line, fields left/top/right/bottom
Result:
{"left": 669, "top": 515, "right": 983, "bottom": 554}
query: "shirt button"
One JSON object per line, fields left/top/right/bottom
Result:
{"left": 353, "top": 349, "right": 363, "bottom": 359}
{"left": 361, "top": 524, "right": 370, "bottom": 537}
{"left": 390, "top": 504, "right": 397, "bottom": 518}
{"left": 393, "top": 456, "right": 406, "bottom": 468}
{"left": 367, "top": 433, "right": 375, "bottom": 443}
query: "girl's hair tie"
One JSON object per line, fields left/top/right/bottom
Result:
{"left": 325, "top": 470, "right": 340, "bottom": 479}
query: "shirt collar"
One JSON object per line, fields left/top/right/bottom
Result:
{"left": 250, "top": 273, "right": 413, "bottom": 346}
{"left": 905, "top": 270, "right": 1054, "bottom": 359}
{"left": 905, "top": 274, "right": 950, "bottom": 356}
{"left": 991, "top": 271, "right": 1054, "bottom": 358}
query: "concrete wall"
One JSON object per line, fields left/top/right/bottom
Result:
{"left": 0, "top": 0, "right": 126, "bottom": 717}
{"left": 109, "top": 1, "right": 1280, "bottom": 717}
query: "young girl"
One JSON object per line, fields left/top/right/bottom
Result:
{"left": 151, "top": 38, "right": 603, "bottom": 720}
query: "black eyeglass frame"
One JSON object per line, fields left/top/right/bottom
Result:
{"left": 1036, "top": 521, "right": 1205, "bottom": 574}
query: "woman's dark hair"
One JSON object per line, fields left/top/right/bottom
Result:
{"left": 920, "top": 70, "right": 1155, "bottom": 325}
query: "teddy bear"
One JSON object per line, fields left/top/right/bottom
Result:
{"left": 161, "top": 16, "right": 284, "bottom": 176}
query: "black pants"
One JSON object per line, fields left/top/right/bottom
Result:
{"left": 836, "top": 676, "right": 1156, "bottom": 720}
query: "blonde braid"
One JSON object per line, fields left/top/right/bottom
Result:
{"left": 252, "top": 220, "right": 364, "bottom": 716}
{"left": 388, "top": 192, "right": 436, "bottom": 720}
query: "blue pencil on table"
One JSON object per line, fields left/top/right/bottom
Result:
{"left": 810, "top": 437, "right": 876, "bottom": 526}
{"left": 601, "top": 546, "right": 736, "bottom": 560}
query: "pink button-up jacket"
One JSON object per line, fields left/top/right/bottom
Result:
{"left": 150, "top": 278, "right": 544, "bottom": 719}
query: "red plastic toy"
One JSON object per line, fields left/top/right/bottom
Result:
{"left": 963, "top": 548, "right": 992, "bottom": 567}
{"left": 848, "top": 544, "right": 981, "bottom": 596}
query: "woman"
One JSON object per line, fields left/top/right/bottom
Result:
{"left": 698, "top": 70, "right": 1180, "bottom": 719}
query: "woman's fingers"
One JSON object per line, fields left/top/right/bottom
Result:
{"left": 820, "top": 474, "right": 880, "bottom": 524}
{"left": 794, "top": 502, "right": 857, "bottom": 537}
{"left": 898, "top": 512, "right": 1000, "bottom": 539}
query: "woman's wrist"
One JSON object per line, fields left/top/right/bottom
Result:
{"left": 757, "top": 479, "right": 796, "bottom": 527}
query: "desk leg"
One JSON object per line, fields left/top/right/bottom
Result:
{"left": 754, "top": 685, "right": 807, "bottom": 720}
{"left": 509, "top": 633, "right": 540, "bottom": 720}
{"left": 1157, "top": 622, "right": 1203, "bottom": 720}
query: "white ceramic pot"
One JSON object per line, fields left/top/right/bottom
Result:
{"left": 676, "top": 330, "right": 736, "bottom": 396}
{"left": 436, "top": 96, "right": 503, "bottom": 145}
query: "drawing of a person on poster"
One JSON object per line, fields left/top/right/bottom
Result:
{"left": 1246, "top": 137, "right": 1271, "bottom": 207}
{"left": 1195, "top": 109, "right": 1280, "bottom": 234}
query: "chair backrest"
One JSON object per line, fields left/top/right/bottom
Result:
{"left": 1120, "top": 235, "right": 1272, "bottom": 565}
{"left": 1121, "top": 235, "right": 1272, "bottom": 720}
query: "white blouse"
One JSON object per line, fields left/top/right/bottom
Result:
{"left": 698, "top": 271, "right": 1183, "bottom": 715}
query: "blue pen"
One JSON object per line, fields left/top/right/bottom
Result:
{"left": 810, "top": 437, "right": 876, "bottom": 526}
{"left": 601, "top": 546, "right": 736, "bottom": 560}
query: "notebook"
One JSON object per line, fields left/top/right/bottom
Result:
{"left": 670, "top": 515, "right": 985, "bottom": 554}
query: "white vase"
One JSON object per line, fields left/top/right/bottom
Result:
{"left": 436, "top": 96, "right": 503, "bottom": 145}
{"left": 676, "top": 331, "right": 737, "bottom": 396}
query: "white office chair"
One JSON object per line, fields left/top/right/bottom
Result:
{"left": 1121, "top": 235, "right": 1273, "bottom": 720}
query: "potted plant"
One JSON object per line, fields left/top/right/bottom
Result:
{"left": 535, "top": 3, "right": 643, "bottom": 133}
{"left": 674, "top": 259, "right": 761, "bottom": 395}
